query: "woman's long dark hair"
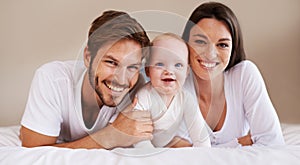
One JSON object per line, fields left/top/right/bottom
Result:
{"left": 182, "top": 2, "right": 246, "bottom": 71}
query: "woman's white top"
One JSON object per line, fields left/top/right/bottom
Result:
{"left": 183, "top": 60, "right": 285, "bottom": 147}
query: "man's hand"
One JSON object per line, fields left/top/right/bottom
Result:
{"left": 238, "top": 133, "right": 253, "bottom": 146}
{"left": 91, "top": 98, "right": 153, "bottom": 149}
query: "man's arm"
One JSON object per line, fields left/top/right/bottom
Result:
{"left": 20, "top": 102, "right": 153, "bottom": 149}
{"left": 20, "top": 126, "right": 103, "bottom": 149}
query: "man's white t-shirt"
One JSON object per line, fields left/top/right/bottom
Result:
{"left": 21, "top": 61, "right": 118, "bottom": 143}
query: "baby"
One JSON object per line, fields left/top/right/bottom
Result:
{"left": 133, "top": 33, "right": 211, "bottom": 148}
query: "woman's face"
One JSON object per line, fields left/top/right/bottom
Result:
{"left": 188, "top": 18, "right": 232, "bottom": 80}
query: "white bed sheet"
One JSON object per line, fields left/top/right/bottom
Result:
{"left": 0, "top": 124, "right": 299, "bottom": 165}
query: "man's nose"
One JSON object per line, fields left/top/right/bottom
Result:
{"left": 114, "top": 67, "right": 127, "bottom": 85}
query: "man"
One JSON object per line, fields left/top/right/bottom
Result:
{"left": 20, "top": 10, "right": 153, "bottom": 149}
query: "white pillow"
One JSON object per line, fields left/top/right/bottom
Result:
{"left": 281, "top": 123, "right": 300, "bottom": 145}
{"left": 0, "top": 125, "right": 21, "bottom": 147}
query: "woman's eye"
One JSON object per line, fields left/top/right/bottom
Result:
{"left": 175, "top": 63, "right": 183, "bottom": 68}
{"left": 194, "top": 39, "right": 207, "bottom": 45}
{"left": 218, "top": 43, "right": 229, "bottom": 48}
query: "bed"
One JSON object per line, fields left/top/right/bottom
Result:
{"left": 0, "top": 123, "right": 299, "bottom": 165}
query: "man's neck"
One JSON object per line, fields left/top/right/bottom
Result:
{"left": 81, "top": 73, "right": 102, "bottom": 128}
{"left": 81, "top": 73, "right": 103, "bottom": 109}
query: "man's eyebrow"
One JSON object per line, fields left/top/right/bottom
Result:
{"left": 102, "top": 55, "right": 119, "bottom": 62}
{"left": 103, "top": 55, "right": 142, "bottom": 66}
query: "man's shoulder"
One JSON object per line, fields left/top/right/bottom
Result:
{"left": 38, "top": 60, "right": 81, "bottom": 71}
{"left": 36, "top": 60, "right": 85, "bottom": 80}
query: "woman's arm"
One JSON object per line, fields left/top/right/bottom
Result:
{"left": 241, "top": 61, "right": 284, "bottom": 146}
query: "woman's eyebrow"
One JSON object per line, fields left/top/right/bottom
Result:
{"left": 193, "top": 34, "right": 231, "bottom": 42}
{"left": 193, "top": 34, "right": 208, "bottom": 39}
{"left": 219, "top": 38, "right": 232, "bottom": 42}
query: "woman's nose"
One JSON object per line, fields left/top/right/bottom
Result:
{"left": 204, "top": 44, "right": 217, "bottom": 59}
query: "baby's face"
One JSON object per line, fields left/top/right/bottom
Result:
{"left": 147, "top": 38, "right": 189, "bottom": 95}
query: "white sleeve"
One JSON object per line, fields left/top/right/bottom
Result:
{"left": 21, "top": 66, "right": 63, "bottom": 137}
{"left": 241, "top": 61, "right": 285, "bottom": 146}
{"left": 132, "top": 86, "right": 155, "bottom": 148}
{"left": 183, "top": 92, "right": 211, "bottom": 147}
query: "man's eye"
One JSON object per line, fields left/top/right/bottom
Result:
{"left": 175, "top": 63, "right": 183, "bottom": 68}
{"left": 104, "top": 60, "right": 118, "bottom": 66}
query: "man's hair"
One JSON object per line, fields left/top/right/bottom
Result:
{"left": 87, "top": 10, "right": 150, "bottom": 61}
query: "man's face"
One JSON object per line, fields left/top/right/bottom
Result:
{"left": 88, "top": 39, "right": 142, "bottom": 107}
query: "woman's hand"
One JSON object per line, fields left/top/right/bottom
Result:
{"left": 238, "top": 134, "right": 253, "bottom": 146}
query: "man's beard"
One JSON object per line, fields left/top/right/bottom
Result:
{"left": 88, "top": 66, "right": 130, "bottom": 107}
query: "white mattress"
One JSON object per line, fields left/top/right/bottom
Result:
{"left": 0, "top": 123, "right": 299, "bottom": 165}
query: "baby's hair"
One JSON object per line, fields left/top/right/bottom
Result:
{"left": 151, "top": 32, "right": 185, "bottom": 45}
{"left": 145, "top": 33, "right": 187, "bottom": 66}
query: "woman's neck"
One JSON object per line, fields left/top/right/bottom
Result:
{"left": 194, "top": 74, "right": 224, "bottom": 102}
{"left": 194, "top": 73, "right": 226, "bottom": 131}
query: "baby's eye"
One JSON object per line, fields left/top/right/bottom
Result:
{"left": 175, "top": 63, "right": 183, "bottom": 68}
{"left": 155, "top": 62, "right": 164, "bottom": 67}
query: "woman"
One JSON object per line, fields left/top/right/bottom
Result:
{"left": 178, "top": 2, "right": 285, "bottom": 147}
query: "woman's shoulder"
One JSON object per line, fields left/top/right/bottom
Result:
{"left": 225, "top": 60, "right": 261, "bottom": 77}
{"left": 228, "top": 60, "right": 257, "bottom": 71}
{"left": 225, "top": 60, "right": 265, "bottom": 91}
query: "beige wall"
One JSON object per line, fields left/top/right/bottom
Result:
{"left": 0, "top": 0, "right": 299, "bottom": 126}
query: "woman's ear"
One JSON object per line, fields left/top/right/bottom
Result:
{"left": 84, "top": 46, "right": 91, "bottom": 67}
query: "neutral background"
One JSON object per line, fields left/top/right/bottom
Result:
{"left": 0, "top": 0, "right": 299, "bottom": 126}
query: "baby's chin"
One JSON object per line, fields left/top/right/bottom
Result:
{"left": 155, "top": 86, "right": 180, "bottom": 96}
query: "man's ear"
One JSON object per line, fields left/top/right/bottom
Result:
{"left": 84, "top": 46, "right": 91, "bottom": 67}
